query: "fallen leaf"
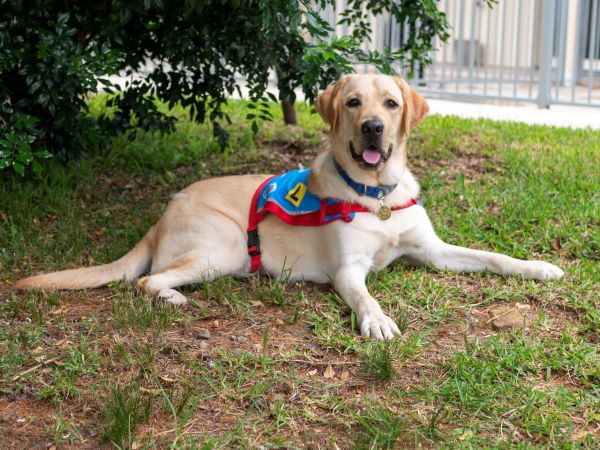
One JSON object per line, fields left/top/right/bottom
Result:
{"left": 159, "top": 375, "right": 176, "bottom": 383}
{"left": 275, "top": 318, "right": 284, "bottom": 325}
{"left": 268, "top": 393, "right": 284, "bottom": 403}
{"left": 307, "top": 369, "right": 318, "bottom": 376}
{"left": 323, "top": 365, "right": 335, "bottom": 379}
{"left": 340, "top": 371, "right": 350, "bottom": 381}
{"left": 551, "top": 237, "right": 561, "bottom": 251}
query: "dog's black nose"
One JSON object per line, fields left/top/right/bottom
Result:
{"left": 361, "top": 119, "right": 384, "bottom": 136}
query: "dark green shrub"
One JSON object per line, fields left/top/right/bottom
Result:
{"left": 1, "top": 0, "right": 449, "bottom": 176}
{"left": 0, "top": 4, "right": 119, "bottom": 174}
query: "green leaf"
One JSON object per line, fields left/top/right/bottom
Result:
{"left": 13, "top": 161, "right": 25, "bottom": 176}
{"left": 34, "top": 150, "right": 53, "bottom": 159}
{"left": 31, "top": 160, "right": 43, "bottom": 174}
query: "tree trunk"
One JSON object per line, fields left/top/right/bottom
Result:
{"left": 281, "top": 99, "right": 297, "bottom": 125}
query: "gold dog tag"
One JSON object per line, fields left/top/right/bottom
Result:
{"left": 377, "top": 205, "right": 391, "bottom": 220}
{"left": 377, "top": 193, "right": 391, "bottom": 220}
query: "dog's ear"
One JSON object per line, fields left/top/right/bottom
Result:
{"left": 394, "top": 77, "right": 429, "bottom": 134}
{"left": 315, "top": 76, "right": 349, "bottom": 130}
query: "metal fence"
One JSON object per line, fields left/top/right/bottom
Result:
{"left": 324, "top": 0, "right": 600, "bottom": 108}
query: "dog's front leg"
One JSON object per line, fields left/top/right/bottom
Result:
{"left": 334, "top": 265, "right": 401, "bottom": 340}
{"left": 410, "top": 239, "right": 564, "bottom": 280}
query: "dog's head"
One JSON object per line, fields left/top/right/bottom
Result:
{"left": 316, "top": 74, "right": 428, "bottom": 174}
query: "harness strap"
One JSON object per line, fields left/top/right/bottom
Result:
{"left": 247, "top": 177, "right": 418, "bottom": 273}
{"left": 247, "top": 176, "right": 276, "bottom": 272}
{"left": 323, "top": 197, "right": 418, "bottom": 216}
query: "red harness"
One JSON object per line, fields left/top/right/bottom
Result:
{"left": 247, "top": 176, "right": 418, "bottom": 272}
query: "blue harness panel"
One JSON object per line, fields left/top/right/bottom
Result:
{"left": 256, "top": 169, "right": 356, "bottom": 224}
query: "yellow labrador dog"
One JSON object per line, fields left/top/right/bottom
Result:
{"left": 16, "top": 74, "right": 564, "bottom": 340}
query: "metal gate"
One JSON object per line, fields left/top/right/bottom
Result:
{"left": 325, "top": 0, "right": 600, "bottom": 108}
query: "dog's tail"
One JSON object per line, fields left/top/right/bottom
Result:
{"left": 14, "top": 227, "right": 156, "bottom": 290}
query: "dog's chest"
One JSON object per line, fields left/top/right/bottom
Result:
{"left": 347, "top": 209, "right": 421, "bottom": 268}
{"left": 259, "top": 205, "right": 427, "bottom": 281}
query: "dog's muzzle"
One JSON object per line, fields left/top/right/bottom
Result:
{"left": 349, "top": 141, "right": 393, "bottom": 169}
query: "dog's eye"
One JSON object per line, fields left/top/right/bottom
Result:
{"left": 386, "top": 99, "right": 399, "bottom": 108}
{"left": 347, "top": 98, "right": 360, "bottom": 108}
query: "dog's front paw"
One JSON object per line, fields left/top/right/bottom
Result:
{"left": 358, "top": 311, "right": 401, "bottom": 340}
{"left": 523, "top": 261, "right": 565, "bottom": 280}
{"left": 157, "top": 288, "right": 188, "bottom": 306}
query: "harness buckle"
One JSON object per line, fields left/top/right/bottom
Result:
{"left": 247, "top": 229, "right": 260, "bottom": 256}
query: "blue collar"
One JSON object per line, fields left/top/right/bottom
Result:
{"left": 333, "top": 158, "right": 397, "bottom": 198}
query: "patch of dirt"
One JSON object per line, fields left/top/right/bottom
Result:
{"left": 0, "top": 271, "right": 594, "bottom": 448}
{"left": 0, "top": 283, "right": 353, "bottom": 447}
{"left": 100, "top": 175, "right": 159, "bottom": 204}
{"left": 220, "top": 137, "right": 326, "bottom": 177}
{"left": 0, "top": 399, "right": 59, "bottom": 449}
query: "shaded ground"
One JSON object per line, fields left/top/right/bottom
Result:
{"left": 1, "top": 105, "right": 598, "bottom": 448}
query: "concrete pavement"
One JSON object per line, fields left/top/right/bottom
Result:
{"left": 426, "top": 98, "right": 600, "bottom": 130}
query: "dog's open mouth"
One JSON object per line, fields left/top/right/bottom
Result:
{"left": 349, "top": 141, "right": 392, "bottom": 169}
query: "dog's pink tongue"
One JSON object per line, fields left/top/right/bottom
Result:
{"left": 362, "top": 149, "right": 381, "bottom": 164}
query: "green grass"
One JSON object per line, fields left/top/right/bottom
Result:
{"left": 419, "top": 332, "right": 599, "bottom": 447}
{"left": 0, "top": 99, "right": 599, "bottom": 448}
{"left": 100, "top": 382, "right": 153, "bottom": 448}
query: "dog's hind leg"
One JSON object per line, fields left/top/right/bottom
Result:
{"left": 137, "top": 249, "right": 247, "bottom": 305}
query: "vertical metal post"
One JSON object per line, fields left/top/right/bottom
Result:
{"left": 455, "top": 0, "right": 466, "bottom": 92}
{"left": 475, "top": 0, "right": 482, "bottom": 91}
{"left": 513, "top": 0, "right": 523, "bottom": 97}
{"left": 529, "top": 0, "right": 540, "bottom": 100}
{"left": 538, "top": 0, "right": 557, "bottom": 108}
{"left": 571, "top": 0, "right": 586, "bottom": 102}
{"left": 554, "top": 0, "right": 568, "bottom": 101}
{"left": 484, "top": 3, "right": 491, "bottom": 95}
{"left": 498, "top": 0, "right": 508, "bottom": 95}
{"left": 468, "top": 0, "right": 477, "bottom": 94}
{"left": 441, "top": 0, "right": 449, "bottom": 88}
{"left": 588, "top": 0, "right": 599, "bottom": 103}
